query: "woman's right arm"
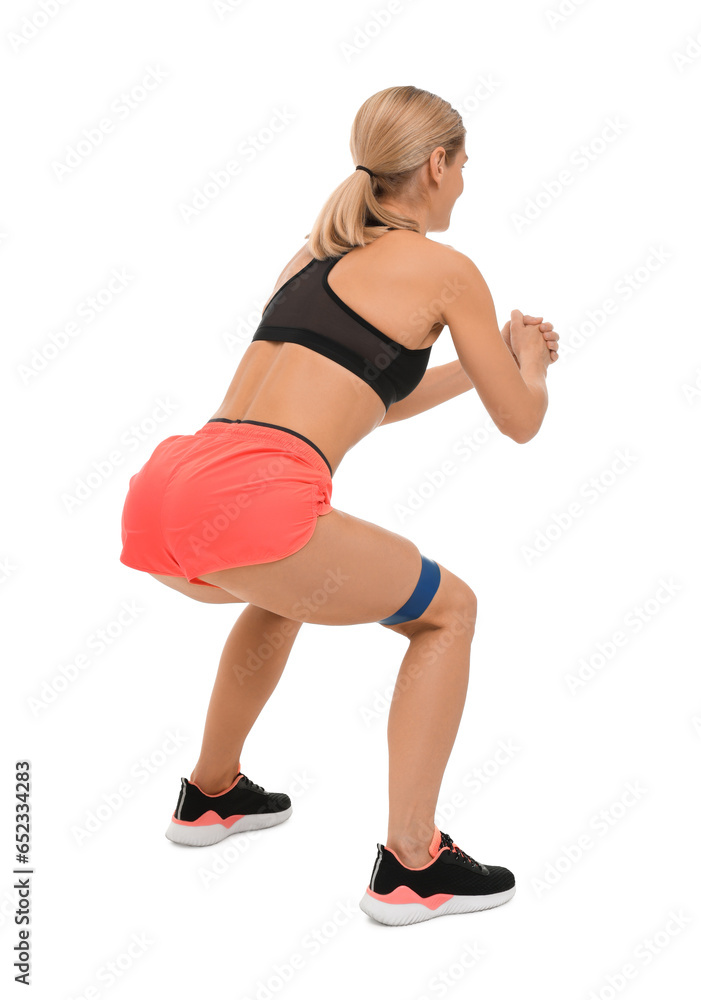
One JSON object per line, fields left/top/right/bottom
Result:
{"left": 440, "top": 250, "right": 552, "bottom": 444}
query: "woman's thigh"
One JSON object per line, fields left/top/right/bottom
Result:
{"left": 198, "top": 507, "right": 471, "bottom": 628}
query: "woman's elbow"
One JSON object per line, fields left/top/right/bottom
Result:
{"left": 509, "top": 426, "right": 536, "bottom": 444}
{"left": 507, "top": 415, "right": 544, "bottom": 444}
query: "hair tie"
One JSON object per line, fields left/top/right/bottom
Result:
{"left": 355, "top": 165, "right": 375, "bottom": 178}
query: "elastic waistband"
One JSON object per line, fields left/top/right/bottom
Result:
{"left": 196, "top": 418, "right": 333, "bottom": 477}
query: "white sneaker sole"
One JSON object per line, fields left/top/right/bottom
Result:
{"left": 359, "top": 884, "right": 516, "bottom": 925}
{"left": 165, "top": 805, "right": 292, "bottom": 847}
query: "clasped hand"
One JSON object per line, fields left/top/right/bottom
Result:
{"left": 501, "top": 313, "right": 559, "bottom": 364}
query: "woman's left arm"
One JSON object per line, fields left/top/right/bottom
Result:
{"left": 378, "top": 316, "right": 559, "bottom": 425}
{"left": 378, "top": 361, "right": 473, "bottom": 425}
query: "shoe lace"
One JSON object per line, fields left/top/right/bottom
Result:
{"left": 440, "top": 830, "right": 477, "bottom": 866}
{"left": 240, "top": 773, "right": 266, "bottom": 794}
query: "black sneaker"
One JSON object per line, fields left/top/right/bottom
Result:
{"left": 165, "top": 770, "right": 292, "bottom": 847}
{"left": 359, "top": 826, "right": 515, "bottom": 925}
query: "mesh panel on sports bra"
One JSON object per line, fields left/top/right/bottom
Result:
{"left": 251, "top": 256, "right": 432, "bottom": 409}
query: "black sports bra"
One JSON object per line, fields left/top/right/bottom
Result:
{"left": 250, "top": 252, "right": 433, "bottom": 410}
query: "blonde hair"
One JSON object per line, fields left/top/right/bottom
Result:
{"left": 305, "top": 86, "right": 465, "bottom": 260}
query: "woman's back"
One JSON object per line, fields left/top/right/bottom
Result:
{"left": 210, "top": 229, "right": 452, "bottom": 476}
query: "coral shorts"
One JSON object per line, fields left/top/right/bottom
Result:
{"left": 119, "top": 418, "right": 334, "bottom": 588}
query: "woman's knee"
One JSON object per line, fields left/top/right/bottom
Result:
{"left": 383, "top": 564, "right": 477, "bottom": 640}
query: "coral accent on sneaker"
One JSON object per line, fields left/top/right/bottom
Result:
{"left": 384, "top": 826, "right": 447, "bottom": 870}
{"left": 384, "top": 846, "right": 440, "bottom": 870}
{"left": 170, "top": 810, "right": 245, "bottom": 828}
{"left": 366, "top": 886, "right": 454, "bottom": 909}
{"left": 428, "top": 824, "right": 443, "bottom": 858}
{"left": 188, "top": 772, "right": 243, "bottom": 796}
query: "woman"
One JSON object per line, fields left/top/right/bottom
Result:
{"left": 119, "top": 85, "right": 558, "bottom": 926}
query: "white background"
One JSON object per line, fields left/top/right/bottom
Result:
{"left": 2, "top": 0, "right": 700, "bottom": 997}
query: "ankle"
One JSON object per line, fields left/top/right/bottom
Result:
{"left": 189, "top": 767, "right": 239, "bottom": 795}
{"left": 386, "top": 829, "right": 436, "bottom": 868}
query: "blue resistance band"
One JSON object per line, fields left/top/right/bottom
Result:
{"left": 377, "top": 554, "right": 441, "bottom": 626}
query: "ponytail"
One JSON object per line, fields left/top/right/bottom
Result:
{"left": 305, "top": 85, "right": 465, "bottom": 259}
